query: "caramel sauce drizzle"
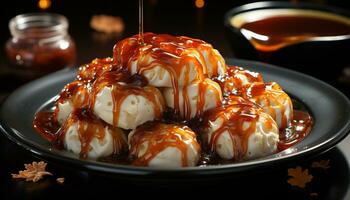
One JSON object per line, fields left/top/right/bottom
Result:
{"left": 113, "top": 33, "right": 223, "bottom": 118}
{"left": 196, "top": 81, "right": 208, "bottom": 118}
{"left": 77, "top": 57, "right": 115, "bottom": 81}
{"left": 195, "top": 80, "right": 222, "bottom": 118}
{"left": 204, "top": 102, "right": 264, "bottom": 160}
{"left": 129, "top": 122, "right": 201, "bottom": 166}
{"left": 57, "top": 109, "right": 127, "bottom": 158}
{"left": 34, "top": 109, "right": 127, "bottom": 158}
{"left": 138, "top": 0, "right": 144, "bottom": 45}
{"left": 213, "top": 65, "right": 263, "bottom": 96}
{"left": 90, "top": 70, "right": 164, "bottom": 127}
{"left": 55, "top": 57, "right": 116, "bottom": 121}
{"left": 44, "top": 57, "right": 164, "bottom": 158}
{"left": 241, "top": 82, "right": 293, "bottom": 129}
{"left": 32, "top": 33, "right": 313, "bottom": 165}
{"left": 54, "top": 80, "right": 90, "bottom": 122}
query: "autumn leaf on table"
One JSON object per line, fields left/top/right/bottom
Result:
{"left": 12, "top": 161, "right": 52, "bottom": 182}
{"left": 288, "top": 166, "right": 313, "bottom": 188}
{"left": 311, "top": 159, "right": 330, "bottom": 170}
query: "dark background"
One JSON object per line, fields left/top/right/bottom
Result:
{"left": 0, "top": 0, "right": 349, "bottom": 64}
{"left": 1, "top": 0, "right": 350, "bottom": 199}
{"left": 1, "top": 0, "right": 350, "bottom": 96}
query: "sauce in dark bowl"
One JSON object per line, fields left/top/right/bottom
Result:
{"left": 230, "top": 9, "right": 350, "bottom": 59}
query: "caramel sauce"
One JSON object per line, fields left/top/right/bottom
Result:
{"left": 60, "top": 108, "right": 127, "bottom": 158}
{"left": 57, "top": 81, "right": 90, "bottom": 106}
{"left": 35, "top": 108, "right": 127, "bottom": 158}
{"left": 6, "top": 25, "right": 76, "bottom": 80}
{"left": 34, "top": 98, "right": 312, "bottom": 165}
{"left": 236, "top": 10, "right": 350, "bottom": 57}
{"left": 90, "top": 70, "right": 163, "bottom": 126}
{"left": 113, "top": 33, "right": 223, "bottom": 118}
{"left": 213, "top": 65, "right": 263, "bottom": 95}
{"left": 222, "top": 95, "right": 257, "bottom": 107}
{"left": 35, "top": 57, "right": 162, "bottom": 159}
{"left": 139, "top": 0, "right": 144, "bottom": 45}
{"left": 196, "top": 81, "right": 208, "bottom": 117}
{"left": 32, "top": 33, "right": 313, "bottom": 166}
{"left": 60, "top": 109, "right": 107, "bottom": 157}
{"left": 6, "top": 41, "right": 76, "bottom": 72}
{"left": 55, "top": 57, "right": 118, "bottom": 120}
{"left": 76, "top": 57, "right": 115, "bottom": 81}
{"left": 129, "top": 122, "right": 201, "bottom": 166}
{"left": 201, "top": 97, "right": 311, "bottom": 163}
{"left": 204, "top": 104, "right": 261, "bottom": 160}
{"left": 54, "top": 80, "right": 91, "bottom": 122}
{"left": 278, "top": 109, "right": 313, "bottom": 151}
{"left": 33, "top": 111, "right": 60, "bottom": 143}
{"left": 240, "top": 82, "right": 293, "bottom": 129}
{"left": 214, "top": 67, "right": 291, "bottom": 129}
{"left": 55, "top": 56, "right": 163, "bottom": 128}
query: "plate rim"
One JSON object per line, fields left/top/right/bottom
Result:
{"left": 1, "top": 58, "right": 350, "bottom": 176}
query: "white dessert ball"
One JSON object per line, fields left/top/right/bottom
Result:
{"left": 202, "top": 103, "right": 279, "bottom": 160}
{"left": 128, "top": 122, "right": 201, "bottom": 167}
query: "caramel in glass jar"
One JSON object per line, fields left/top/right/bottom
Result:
{"left": 5, "top": 13, "right": 76, "bottom": 79}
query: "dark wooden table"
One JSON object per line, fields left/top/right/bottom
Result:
{"left": 0, "top": 1, "right": 350, "bottom": 199}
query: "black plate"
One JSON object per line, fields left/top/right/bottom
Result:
{"left": 1, "top": 58, "right": 350, "bottom": 180}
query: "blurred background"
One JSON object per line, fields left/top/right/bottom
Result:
{"left": 0, "top": 0, "right": 350, "bottom": 101}
{"left": 0, "top": 0, "right": 349, "bottom": 68}
{"left": 0, "top": 0, "right": 349, "bottom": 86}
{"left": 0, "top": 1, "right": 349, "bottom": 100}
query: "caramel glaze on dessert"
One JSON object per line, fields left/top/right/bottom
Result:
{"left": 129, "top": 122, "right": 201, "bottom": 166}
{"left": 54, "top": 57, "right": 117, "bottom": 119}
{"left": 113, "top": 33, "right": 224, "bottom": 118}
{"left": 33, "top": 33, "right": 313, "bottom": 166}
{"left": 33, "top": 109, "right": 128, "bottom": 158}
{"left": 213, "top": 66, "right": 263, "bottom": 96}
{"left": 241, "top": 82, "right": 292, "bottom": 129}
{"left": 59, "top": 108, "right": 127, "bottom": 158}
{"left": 89, "top": 70, "right": 163, "bottom": 126}
{"left": 204, "top": 103, "right": 265, "bottom": 161}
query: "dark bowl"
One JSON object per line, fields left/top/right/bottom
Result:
{"left": 224, "top": 1, "right": 350, "bottom": 79}
{"left": 1, "top": 58, "right": 350, "bottom": 182}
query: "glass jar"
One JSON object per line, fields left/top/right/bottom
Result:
{"left": 5, "top": 13, "right": 76, "bottom": 79}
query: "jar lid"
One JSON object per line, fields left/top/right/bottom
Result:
{"left": 9, "top": 13, "right": 69, "bottom": 39}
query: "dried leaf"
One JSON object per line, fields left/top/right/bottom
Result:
{"left": 12, "top": 161, "right": 52, "bottom": 182}
{"left": 310, "top": 192, "right": 319, "bottom": 197}
{"left": 288, "top": 166, "right": 313, "bottom": 188}
{"left": 56, "top": 177, "right": 65, "bottom": 184}
{"left": 311, "top": 160, "right": 330, "bottom": 170}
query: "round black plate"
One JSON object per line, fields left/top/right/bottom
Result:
{"left": 1, "top": 58, "right": 350, "bottom": 180}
